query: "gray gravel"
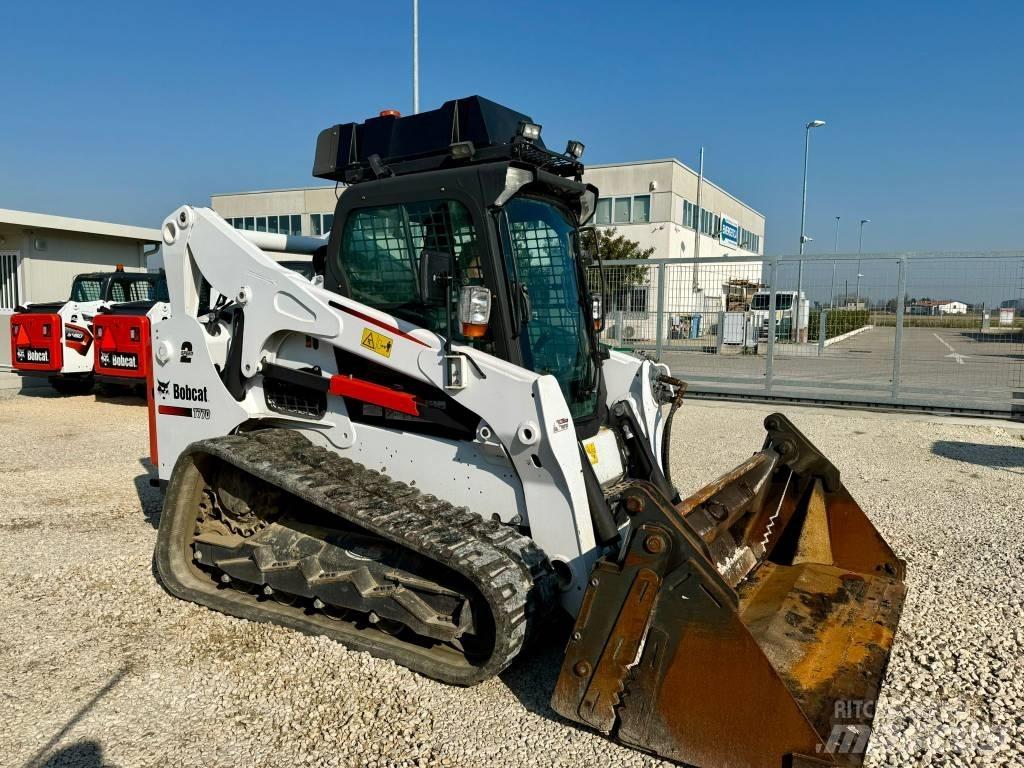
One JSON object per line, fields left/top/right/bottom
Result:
{"left": 1, "top": 391, "right": 1022, "bottom": 767}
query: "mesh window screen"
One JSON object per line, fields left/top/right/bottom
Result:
{"left": 126, "top": 279, "right": 155, "bottom": 301}
{"left": 71, "top": 278, "right": 103, "bottom": 302}
{"left": 339, "top": 200, "right": 481, "bottom": 337}
{"left": 503, "top": 197, "right": 596, "bottom": 418}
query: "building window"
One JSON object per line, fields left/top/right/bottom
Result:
{"left": 613, "top": 197, "right": 632, "bottom": 224}
{"left": 596, "top": 198, "right": 612, "bottom": 225}
{"left": 738, "top": 227, "right": 761, "bottom": 253}
{"left": 243, "top": 217, "right": 255, "bottom": 231}
{"left": 698, "top": 210, "right": 721, "bottom": 237}
{"left": 0, "top": 252, "right": 20, "bottom": 310}
{"left": 682, "top": 200, "right": 697, "bottom": 229}
{"left": 310, "top": 213, "right": 334, "bottom": 236}
{"left": 268, "top": 215, "right": 279, "bottom": 233}
{"left": 256, "top": 216, "right": 267, "bottom": 233}
{"left": 232, "top": 218, "right": 243, "bottom": 229}
{"left": 632, "top": 195, "right": 650, "bottom": 223}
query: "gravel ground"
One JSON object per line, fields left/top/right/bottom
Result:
{"left": 1, "top": 390, "right": 1022, "bottom": 767}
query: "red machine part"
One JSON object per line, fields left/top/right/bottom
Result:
{"left": 10, "top": 313, "right": 63, "bottom": 372}
{"left": 93, "top": 313, "right": 152, "bottom": 381}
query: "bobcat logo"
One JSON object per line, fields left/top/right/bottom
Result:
{"left": 157, "top": 380, "right": 170, "bottom": 397}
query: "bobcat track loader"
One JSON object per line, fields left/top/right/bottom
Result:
{"left": 11, "top": 268, "right": 167, "bottom": 394}
{"left": 151, "top": 97, "right": 906, "bottom": 767}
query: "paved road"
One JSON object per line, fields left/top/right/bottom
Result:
{"left": 657, "top": 326, "right": 1023, "bottom": 411}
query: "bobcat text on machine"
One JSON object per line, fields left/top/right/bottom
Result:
{"left": 93, "top": 298, "right": 170, "bottom": 393}
{"left": 11, "top": 267, "right": 168, "bottom": 394}
{"left": 93, "top": 261, "right": 313, "bottom": 393}
{"left": 150, "top": 97, "right": 906, "bottom": 767}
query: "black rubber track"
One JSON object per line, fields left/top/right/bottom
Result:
{"left": 154, "top": 429, "right": 557, "bottom": 685}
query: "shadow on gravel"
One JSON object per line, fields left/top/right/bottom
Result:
{"left": 10, "top": 384, "right": 64, "bottom": 398}
{"left": 932, "top": 440, "right": 1024, "bottom": 474}
{"left": 35, "top": 741, "right": 107, "bottom": 768}
{"left": 499, "top": 617, "right": 574, "bottom": 726}
{"left": 134, "top": 457, "right": 163, "bottom": 529}
{"left": 22, "top": 666, "right": 130, "bottom": 768}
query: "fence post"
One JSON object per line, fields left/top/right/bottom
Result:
{"left": 765, "top": 257, "right": 777, "bottom": 395}
{"left": 891, "top": 256, "right": 908, "bottom": 402}
{"left": 817, "top": 310, "right": 828, "bottom": 357}
{"left": 717, "top": 310, "right": 725, "bottom": 353}
{"left": 654, "top": 262, "right": 666, "bottom": 361}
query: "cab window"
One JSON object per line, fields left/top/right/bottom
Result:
{"left": 108, "top": 276, "right": 168, "bottom": 302}
{"left": 337, "top": 200, "right": 488, "bottom": 346}
{"left": 70, "top": 278, "right": 104, "bottom": 302}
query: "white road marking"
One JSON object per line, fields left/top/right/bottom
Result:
{"left": 933, "top": 332, "right": 968, "bottom": 364}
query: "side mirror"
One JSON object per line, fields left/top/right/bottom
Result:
{"left": 418, "top": 250, "right": 452, "bottom": 304}
{"left": 590, "top": 291, "right": 604, "bottom": 331}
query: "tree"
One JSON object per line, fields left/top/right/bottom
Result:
{"left": 581, "top": 228, "right": 653, "bottom": 311}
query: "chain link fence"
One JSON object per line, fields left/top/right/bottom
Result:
{"left": 593, "top": 252, "right": 1024, "bottom": 417}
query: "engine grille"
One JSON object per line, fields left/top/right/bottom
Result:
{"left": 264, "top": 377, "right": 326, "bottom": 420}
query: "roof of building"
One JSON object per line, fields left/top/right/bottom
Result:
{"left": 0, "top": 208, "right": 161, "bottom": 243}
{"left": 583, "top": 158, "right": 765, "bottom": 218}
{"left": 211, "top": 186, "right": 337, "bottom": 198}
{"left": 912, "top": 299, "right": 960, "bottom": 306}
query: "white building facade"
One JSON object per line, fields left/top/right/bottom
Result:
{"left": 581, "top": 160, "right": 765, "bottom": 344}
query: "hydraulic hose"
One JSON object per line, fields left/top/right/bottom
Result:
{"left": 657, "top": 375, "right": 687, "bottom": 498}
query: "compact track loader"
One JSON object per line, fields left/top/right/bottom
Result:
{"left": 151, "top": 97, "right": 905, "bottom": 767}
{"left": 11, "top": 268, "right": 167, "bottom": 394}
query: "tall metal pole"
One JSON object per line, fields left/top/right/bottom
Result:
{"left": 692, "top": 146, "right": 704, "bottom": 294}
{"left": 799, "top": 129, "right": 812, "bottom": 257}
{"left": 856, "top": 218, "right": 869, "bottom": 305}
{"left": 797, "top": 120, "right": 824, "bottom": 339}
{"left": 412, "top": 0, "right": 420, "bottom": 114}
{"left": 830, "top": 216, "right": 839, "bottom": 308}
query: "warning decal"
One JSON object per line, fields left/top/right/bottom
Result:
{"left": 360, "top": 328, "right": 394, "bottom": 358}
{"left": 584, "top": 443, "right": 599, "bottom": 464}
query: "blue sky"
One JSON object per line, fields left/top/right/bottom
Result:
{"left": 2, "top": 1, "right": 1021, "bottom": 254}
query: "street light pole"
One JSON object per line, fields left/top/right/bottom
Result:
{"left": 798, "top": 120, "right": 826, "bottom": 256}
{"left": 830, "top": 216, "right": 840, "bottom": 308}
{"left": 856, "top": 218, "right": 870, "bottom": 305}
{"left": 412, "top": 0, "right": 420, "bottom": 114}
{"left": 692, "top": 146, "right": 704, "bottom": 293}
{"left": 797, "top": 119, "right": 825, "bottom": 341}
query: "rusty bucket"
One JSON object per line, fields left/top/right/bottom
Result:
{"left": 552, "top": 414, "right": 906, "bottom": 768}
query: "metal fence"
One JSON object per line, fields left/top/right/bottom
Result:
{"left": 593, "top": 252, "right": 1024, "bottom": 417}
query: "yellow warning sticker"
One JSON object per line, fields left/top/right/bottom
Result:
{"left": 584, "top": 442, "right": 599, "bottom": 464}
{"left": 360, "top": 328, "right": 394, "bottom": 358}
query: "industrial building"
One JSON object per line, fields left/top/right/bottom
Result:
{"left": 0, "top": 209, "right": 160, "bottom": 372}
